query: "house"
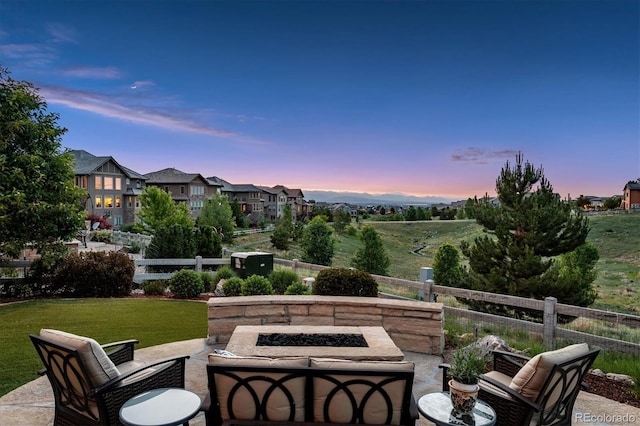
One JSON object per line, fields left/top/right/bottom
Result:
{"left": 257, "top": 186, "right": 288, "bottom": 221}
{"left": 208, "top": 177, "right": 265, "bottom": 223}
{"left": 144, "top": 168, "right": 222, "bottom": 217}
{"left": 272, "top": 185, "right": 309, "bottom": 221}
{"left": 71, "top": 150, "right": 147, "bottom": 227}
{"left": 622, "top": 180, "right": 640, "bottom": 211}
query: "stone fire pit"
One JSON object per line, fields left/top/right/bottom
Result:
{"left": 226, "top": 325, "right": 404, "bottom": 361}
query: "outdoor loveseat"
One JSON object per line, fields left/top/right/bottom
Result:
{"left": 203, "top": 353, "right": 418, "bottom": 426}
{"left": 443, "top": 343, "right": 600, "bottom": 426}
{"left": 30, "top": 329, "right": 189, "bottom": 426}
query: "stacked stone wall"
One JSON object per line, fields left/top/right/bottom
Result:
{"left": 207, "top": 295, "right": 444, "bottom": 355}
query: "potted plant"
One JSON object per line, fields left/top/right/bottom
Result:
{"left": 447, "top": 345, "right": 489, "bottom": 414}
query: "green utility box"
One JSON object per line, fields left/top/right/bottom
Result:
{"left": 231, "top": 252, "right": 274, "bottom": 278}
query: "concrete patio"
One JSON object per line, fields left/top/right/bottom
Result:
{"left": 1, "top": 338, "right": 639, "bottom": 425}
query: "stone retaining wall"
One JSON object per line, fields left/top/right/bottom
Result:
{"left": 207, "top": 295, "right": 444, "bottom": 355}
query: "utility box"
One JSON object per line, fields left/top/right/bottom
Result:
{"left": 231, "top": 252, "right": 274, "bottom": 278}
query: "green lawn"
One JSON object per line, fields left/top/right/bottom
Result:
{"left": 0, "top": 298, "right": 207, "bottom": 397}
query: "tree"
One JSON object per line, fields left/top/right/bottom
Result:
{"left": 574, "top": 195, "right": 592, "bottom": 210}
{"left": 271, "top": 204, "right": 294, "bottom": 249}
{"left": 405, "top": 206, "right": 417, "bottom": 221}
{"left": 464, "top": 153, "right": 593, "bottom": 311}
{"left": 230, "top": 197, "right": 248, "bottom": 228}
{"left": 350, "top": 225, "right": 390, "bottom": 275}
{"left": 433, "top": 243, "right": 463, "bottom": 287}
{"left": 194, "top": 225, "right": 222, "bottom": 258}
{"left": 301, "top": 216, "right": 335, "bottom": 266}
{"left": 145, "top": 224, "right": 196, "bottom": 271}
{"left": 603, "top": 196, "right": 622, "bottom": 210}
{"left": 0, "top": 67, "right": 84, "bottom": 259}
{"left": 196, "top": 193, "right": 235, "bottom": 242}
{"left": 137, "top": 186, "right": 193, "bottom": 234}
{"left": 332, "top": 209, "right": 351, "bottom": 233}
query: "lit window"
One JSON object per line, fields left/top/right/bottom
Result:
{"left": 115, "top": 197, "right": 121, "bottom": 208}
{"left": 127, "top": 196, "right": 132, "bottom": 208}
{"left": 95, "top": 176, "right": 102, "bottom": 190}
{"left": 115, "top": 178, "right": 122, "bottom": 190}
{"left": 105, "top": 197, "right": 113, "bottom": 208}
{"left": 95, "top": 196, "right": 102, "bottom": 208}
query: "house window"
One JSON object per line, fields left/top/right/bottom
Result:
{"left": 104, "top": 177, "right": 114, "bottom": 190}
{"left": 164, "top": 186, "right": 169, "bottom": 192}
{"left": 115, "top": 178, "right": 122, "bottom": 190}
{"left": 105, "top": 197, "right": 113, "bottom": 208}
{"left": 95, "top": 196, "right": 102, "bottom": 208}
{"left": 181, "top": 186, "right": 185, "bottom": 194}
{"left": 190, "top": 185, "right": 204, "bottom": 195}
{"left": 127, "top": 196, "right": 132, "bottom": 208}
{"left": 135, "top": 198, "right": 140, "bottom": 208}
{"left": 75, "top": 176, "right": 88, "bottom": 189}
{"left": 95, "top": 176, "right": 102, "bottom": 190}
{"left": 115, "top": 197, "right": 121, "bottom": 208}
{"left": 136, "top": 180, "right": 141, "bottom": 189}
{"left": 113, "top": 216, "right": 122, "bottom": 226}
{"left": 125, "top": 178, "right": 130, "bottom": 185}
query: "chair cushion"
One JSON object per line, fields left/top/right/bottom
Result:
{"left": 309, "top": 358, "right": 414, "bottom": 425}
{"left": 509, "top": 343, "right": 589, "bottom": 401}
{"left": 40, "top": 329, "right": 120, "bottom": 386}
{"left": 208, "top": 354, "right": 308, "bottom": 422}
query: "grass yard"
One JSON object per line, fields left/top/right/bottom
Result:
{"left": 0, "top": 298, "right": 207, "bottom": 397}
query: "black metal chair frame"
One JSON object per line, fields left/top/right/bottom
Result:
{"left": 30, "top": 334, "right": 189, "bottom": 426}
{"left": 442, "top": 348, "right": 600, "bottom": 426}
{"left": 204, "top": 363, "right": 418, "bottom": 426}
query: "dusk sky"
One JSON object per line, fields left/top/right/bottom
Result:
{"left": 1, "top": 0, "right": 638, "bottom": 201}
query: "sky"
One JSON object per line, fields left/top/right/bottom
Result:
{"left": 1, "top": 0, "right": 638, "bottom": 201}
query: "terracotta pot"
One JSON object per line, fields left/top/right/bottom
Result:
{"left": 448, "top": 379, "right": 479, "bottom": 414}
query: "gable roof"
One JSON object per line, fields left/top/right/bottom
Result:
{"left": 272, "top": 185, "right": 304, "bottom": 198}
{"left": 624, "top": 181, "right": 640, "bottom": 191}
{"left": 145, "top": 167, "right": 220, "bottom": 186}
{"left": 70, "top": 150, "right": 147, "bottom": 180}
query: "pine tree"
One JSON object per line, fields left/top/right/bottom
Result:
{"left": 301, "top": 216, "right": 335, "bottom": 266}
{"left": 350, "top": 225, "right": 390, "bottom": 276}
{"left": 465, "top": 153, "right": 593, "bottom": 310}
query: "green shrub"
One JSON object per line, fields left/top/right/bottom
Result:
{"left": 168, "top": 269, "right": 204, "bottom": 299}
{"left": 268, "top": 269, "right": 300, "bottom": 295}
{"left": 242, "top": 274, "right": 274, "bottom": 296}
{"left": 200, "top": 272, "right": 215, "bottom": 292}
{"left": 222, "top": 276, "right": 244, "bottom": 297}
{"left": 91, "top": 230, "right": 112, "bottom": 243}
{"left": 312, "top": 267, "right": 378, "bottom": 297}
{"left": 128, "top": 242, "right": 142, "bottom": 254}
{"left": 143, "top": 280, "right": 167, "bottom": 296}
{"left": 285, "top": 282, "right": 311, "bottom": 295}
{"left": 212, "top": 265, "right": 236, "bottom": 286}
{"left": 344, "top": 225, "right": 358, "bottom": 236}
{"left": 49, "top": 251, "right": 134, "bottom": 297}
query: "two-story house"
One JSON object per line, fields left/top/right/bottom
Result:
{"left": 208, "top": 177, "right": 267, "bottom": 223}
{"left": 71, "top": 150, "right": 147, "bottom": 227}
{"left": 622, "top": 180, "right": 640, "bottom": 211}
{"left": 144, "top": 168, "right": 222, "bottom": 217}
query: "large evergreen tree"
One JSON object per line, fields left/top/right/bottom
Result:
{"left": 0, "top": 67, "right": 84, "bottom": 259}
{"left": 350, "top": 225, "right": 390, "bottom": 276}
{"left": 301, "top": 216, "right": 335, "bottom": 266}
{"left": 196, "top": 193, "right": 235, "bottom": 243}
{"left": 464, "top": 153, "right": 593, "bottom": 310}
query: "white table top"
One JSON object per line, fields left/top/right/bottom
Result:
{"left": 119, "top": 388, "right": 201, "bottom": 426}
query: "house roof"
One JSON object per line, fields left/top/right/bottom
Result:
{"left": 145, "top": 168, "right": 220, "bottom": 186}
{"left": 272, "top": 185, "right": 304, "bottom": 198}
{"left": 207, "top": 176, "right": 234, "bottom": 192}
{"left": 71, "top": 150, "right": 147, "bottom": 180}
{"left": 257, "top": 186, "right": 285, "bottom": 195}
{"left": 624, "top": 182, "right": 640, "bottom": 190}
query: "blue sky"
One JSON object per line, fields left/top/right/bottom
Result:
{"left": 1, "top": 0, "right": 638, "bottom": 200}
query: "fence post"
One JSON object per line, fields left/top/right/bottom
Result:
{"left": 195, "top": 256, "right": 203, "bottom": 273}
{"left": 292, "top": 259, "right": 298, "bottom": 274}
{"left": 543, "top": 297, "right": 557, "bottom": 349}
{"left": 419, "top": 267, "right": 434, "bottom": 301}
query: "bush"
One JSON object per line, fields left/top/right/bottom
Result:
{"left": 49, "top": 251, "right": 134, "bottom": 297}
{"left": 312, "top": 267, "right": 378, "bottom": 297}
{"left": 285, "top": 282, "right": 311, "bottom": 295}
{"left": 91, "top": 230, "right": 112, "bottom": 243}
{"left": 222, "top": 276, "right": 244, "bottom": 297}
{"left": 344, "top": 225, "right": 358, "bottom": 236}
{"left": 241, "top": 274, "right": 274, "bottom": 296}
{"left": 168, "top": 269, "right": 204, "bottom": 299}
{"left": 200, "top": 272, "right": 215, "bottom": 293}
{"left": 143, "top": 280, "right": 167, "bottom": 296}
{"left": 268, "top": 269, "right": 300, "bottom": 295}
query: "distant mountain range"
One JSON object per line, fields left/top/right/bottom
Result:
{"left": 303, "top": 190, "right": 458, "bottom": 206}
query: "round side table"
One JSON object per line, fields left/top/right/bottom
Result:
{"left": 417, "top": 391, "right": 496, "bottom": 426}
{"left": 119, "top": 388, "right": 201, "bottom": 426}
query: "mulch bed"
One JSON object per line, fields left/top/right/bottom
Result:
{"left": 582, "top": 373, "right": 640, "bottom": 408}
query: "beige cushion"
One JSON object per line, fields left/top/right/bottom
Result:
{"left": 310, "top": 358, "right": 414, "bottom": 425}
{"left": 208, "top": 354, "right": 308, "bottom": 422}
{"left": 40, "top": 329, "right": 120, "bottom": 386}
{"left": 509, "top": 343, "right": 589, "bottom": 401}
